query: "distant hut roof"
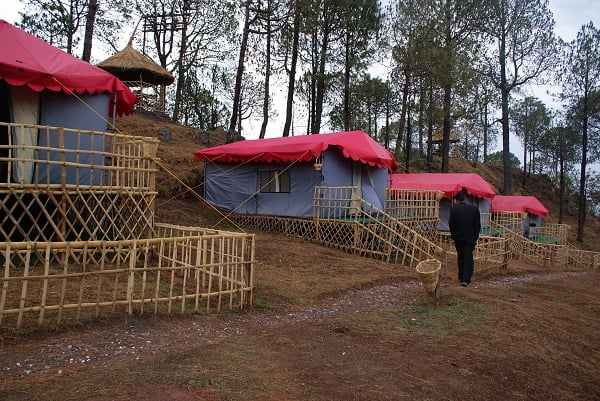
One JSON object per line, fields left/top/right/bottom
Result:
{"left": 97, "top": 41, "right": 174, "bottom": 86}
{"left": 427, "top": 128, "right": 459, "bottom": 144}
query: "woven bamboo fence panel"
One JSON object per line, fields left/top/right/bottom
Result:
{"left": 566, "top": 247, "right": 600, "bottom": 270}
{"left": 478, "top": 212, "right": 578, "bottom": 268}
{"left": 234, "top": 187, "right": 443, "bottom": 268}
{"left": 490, "top": 211, "right": 524, "bottom": 233}
{"left": 436, "top": 231, "right": 510, "bottom": 272}
{"left": 532, "top": 223, "right": 569, "bottom": 245}
{"left": 0, "top": 232, "right": 255, "bottom": 330}
{"left": 499, "top": 229, "right": 567, "bottom": 267}
{"left": 384, "top": 188, "right": 443, "bottom": 221}
{"left": 316, "top": 186, "right": 448, "bottom": 266}
{"left": 473, "top": 236, "right": 510, "bottom": 271}
{"left": 313, "top": 186, "right": 361, "bottom": 220}
{"left": 0, "top": 123, "right": 158, "bottom": 244}
{"left": 125, "top": 81, "right": 167, "bottom": 114}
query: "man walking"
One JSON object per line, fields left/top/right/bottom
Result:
{"left": 449, "top": 191, "right": 481, "bottom": 287}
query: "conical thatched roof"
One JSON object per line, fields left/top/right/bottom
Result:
{"left": 97, "top": 42, "right": 174, "bottom": 86}
{"left": 427, "top": 127, "right": 459, "bottom": 144}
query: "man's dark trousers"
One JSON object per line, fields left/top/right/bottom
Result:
{"left": 454, "top": 239, "right": 475, "bottom": 284}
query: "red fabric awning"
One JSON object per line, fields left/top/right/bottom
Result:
{"left": 390, "top": 173, "right": 497, "bottom": 199}
{"left": 0, "top": 20, "right": 137, "bottom": 116}
{"left": 194, "top": 131, "right": 399, "bottom": 170}
{"left": 490, "top": 195, "right": 549, "bottom": 216}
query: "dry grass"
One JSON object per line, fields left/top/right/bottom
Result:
{"left": 2, "top": 116, "right": 598, "bottom": 401}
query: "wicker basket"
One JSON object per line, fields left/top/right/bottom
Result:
{"left": 416, "top": 259, "right": 442, "bottom": 294}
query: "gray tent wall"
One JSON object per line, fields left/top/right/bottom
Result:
{"left": 438, "top": 194, "right": 491, "bottom": 231}
{"left": 36, "top": 91, "right": 110, "bottom": 185}
{"left": 204, "top": 161, "right": 320, "bottom": 217}
{"left": 320, "top": 149, "right": 387, "bottom": 211}
{"left": 203, "top": 148, "right": 389, "bottom": 218}
{"left": 523, "top": 214, "right": 543, "bottom": 237}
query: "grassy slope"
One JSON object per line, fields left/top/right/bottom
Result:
{"left": 115, "top": 115, "right": 600, "bottom": 252}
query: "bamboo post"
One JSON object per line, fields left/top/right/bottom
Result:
{"left": 167, "top": 239, "right": 176, "bottom": 314}
{"left": 126, "top": 241, "right": 136, "bottom": 315}
{"left": 206, "top": 237, "right": 215, "bottom": 312}
{"left": 59, "top": 128, "right": 67, "bottom": 244}
{"left": 154, "top": 239, "right": 164, "bottom": 314}
{"left": 0, "top": 243, "right": 11, "bottom": 325}
{"left": 57, "top": 243, "right": 69, "bottom": 324}
{"left": 16, "top": 247, "right": 30, "bottom": 328}
{"left": 39, "top": 243, "right": 51, "bottom": 325}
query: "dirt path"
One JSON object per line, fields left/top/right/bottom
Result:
{"left": 0, "top": 270, "right": 581, "bottom": 382}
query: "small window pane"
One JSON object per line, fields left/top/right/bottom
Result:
{"left": 260, "top": 170, "right": 290, "bottom": 193}
{"left": 278, "top": 171, "right": 290, "bottom": 192}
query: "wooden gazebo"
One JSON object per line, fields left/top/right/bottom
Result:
{"left": 97, "top": 40, "right": 174, "bottom": 114}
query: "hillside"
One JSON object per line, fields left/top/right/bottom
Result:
{"left": 115, "top": 114, "right": 600, "bottom": 252}
{"left": 2, "top": 115, "right": 598, "bottom": 401}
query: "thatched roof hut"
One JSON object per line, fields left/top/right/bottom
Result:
{"left": 427, "top": 127, "right": 459, "bottom": 144}
{"left": 97, "top": 41, "right": 174, "bottom": 86}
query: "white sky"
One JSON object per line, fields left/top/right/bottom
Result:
{"left": 1, "top": 0, "right": 598, "bottom": 150}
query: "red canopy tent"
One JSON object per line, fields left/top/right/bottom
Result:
{"left": 389, "top": 173, "right": 496, "bottom": 199}
{"left": 491, "top": 195, "right": 549, "bottom": 216}
{"left": 0, "top": 19, "right": 136, "bottom": 116}
{"left": 194, "top": 130, "right": 399, "bottom": 171}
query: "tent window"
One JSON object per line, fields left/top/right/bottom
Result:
{"left": 260, "top": 170, "right": 290, "bottom": 193}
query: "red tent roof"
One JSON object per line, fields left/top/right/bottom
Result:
{"left": 194, "top": 131, "right": 399, "bottom": 170}
{"left": 491, "top": 195, "right": 549, "bottom": 216}
{"left": 0, "top": 20, "right": 137, "bottom": 116}
{"left": 390, "top": 173, "right": 497, "bottom": 199}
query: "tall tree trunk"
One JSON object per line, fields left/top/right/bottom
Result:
{"left": 500, "top": 85, "right": 512, "bottom": 194}
{"left": 343, "top": 31, "right": 351, "bottom": 131}
{"left": 384, "top": 81, "right": 391, "bottom": 149}
{"left": 440, "top": 2, "right": 453, "bottom": 173}
{"left": 426, "top": 82, "right": 434, "bottom": 172}
{"left": 173, "top": 1, "right": 190, "bottom": 122}
{"left": 558, "top": 132, "right": 565, "bottom": 223}
{"left": 577, "top": 91, "right": 589, "bottom": 242}
{"left": 283, "top": 1, "right": 300, "bottom": 137}
{"left": 418, "top": 79, "right": 425, "bottom": 157}
{"left": 405, "top": 93, "right": 412, "bottom": 172}
{"left": 482, "top": 103, "right": 489, "bottom": 163}
{"left": 441, "top": 82, "right": 452, "bottom": 173}
{"left": 308, "top": 34, "right": 317, "bottom": 134}
{"left": 229, "top": 2, "right": 252, "bottom": 142}
{"left": 394, "top": 69, "right": 409, "bottom": 160}
{"left": 312, "top": 24, "right": 330, "bottom": 134}
{"left": 259, "top": 4, "right": 273, "bottom": 139}
{"left": 81, "top": 0, "right": 98, "bottom": 62}
{"left": 499, "top": 25, "right": 512, "bottom": 194}
{"left": 522, "top": 100, "right": 529, "bottom": 186}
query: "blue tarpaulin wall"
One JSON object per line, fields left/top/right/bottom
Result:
{"left": 36, "top": 91, "right": 110, "bottom": 185}
{"left": 203, "top": 148, "right": 389, "bottom": 218}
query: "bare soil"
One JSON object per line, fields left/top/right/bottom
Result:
{"left": 1, "top": 116, "right": 599, "bottom": 400}
{"left": 1, "top": 221, "right": 599, "bottom": 401}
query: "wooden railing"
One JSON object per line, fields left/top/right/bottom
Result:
{"left": 312, "top": 186, "right": 508, "bottom": 270}
{"left": 0, "top": 122, "right": 158, "bottom": 190}
{"left": 0, "top": 122, "right": 160, "bottom": 243}
{"left": 384, "top": 188, "right": 444, "bottom": 221}
{"left": 0, "top": 228, "right": 255, "bottom": 330}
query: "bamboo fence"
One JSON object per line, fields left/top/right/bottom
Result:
{"left": 531, "top": 223, "right": 569, "bottom": 245}
{"left": 0, "top": 230, "right": 255, "bottom": 330}
{"left": 0, "top": 122, "right": 159, "bottom": 244}
{"left": 0, "top": 122, "right": 257, "bottom": 331}
{"left": 477, "top": 211, "right": 587, "bottom": 268}
{"left": 232, "top": 186, "right": 509, "bottom": 274}
{"left": 384, "top": 188, "right": 443, "bottom": 221}
{"left": 125, "top": 81, "right": 168, "bottom": 114}
{"left": 567, "top": 247, "right": 600, "bottom": 270}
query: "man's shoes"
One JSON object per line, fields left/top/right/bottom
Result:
{"left": 461, "top": 282, "right": 469, "bottom": 287}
